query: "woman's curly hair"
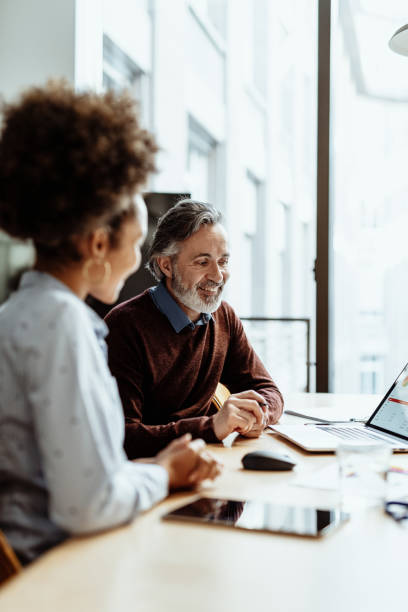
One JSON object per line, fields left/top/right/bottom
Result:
{"left": 0, "top": 80, "right": 157, "bottom": 261}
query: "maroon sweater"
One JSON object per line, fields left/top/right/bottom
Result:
{"left": 105, "top": 291, "right": 284, "bottom": 458}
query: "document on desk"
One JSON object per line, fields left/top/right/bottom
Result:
{"left": 293, "top": 464, "right": 340, "bottom": 491}
{"left": 293, "top": 463, "right": 408, "bottom": 496}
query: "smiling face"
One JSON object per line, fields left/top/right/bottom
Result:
{"left": 158, "top": 223, "right": 230, "bottom": 321}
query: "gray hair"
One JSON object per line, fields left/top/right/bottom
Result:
{"left": 146, "top": 198, "right": 222, "bottom": 281}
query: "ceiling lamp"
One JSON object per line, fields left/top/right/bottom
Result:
{"left": 389, "top": 24, "right": 408, "bottom": 56}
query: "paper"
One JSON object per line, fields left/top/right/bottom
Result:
{"left": 292, "top": 463, "right": 408, "bottom": 497}
{"left": 293, "top": 464, "right": 340, "bottom": 491}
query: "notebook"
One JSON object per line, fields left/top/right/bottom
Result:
{"left": 270, "top": 362, "right": 408, "bottom": 452}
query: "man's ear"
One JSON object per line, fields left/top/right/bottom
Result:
{"left": 156, "top": 256, "right": 173, "bottom": 279}
{"left": 87, "top": 227, "right": 110, "bottom": 259}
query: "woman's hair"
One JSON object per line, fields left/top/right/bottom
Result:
{"left": 146, "top": 199, "right": 221, "bottom": 281}
{"left": 0, "top": 81, "right": 157, "bottom": 262}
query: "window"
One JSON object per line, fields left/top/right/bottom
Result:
{"left": 269, "top": 0, "right": 317, "bottom": 330}
{"left": 330, "top": 0, "right": 408, "bottom": 392}
{"left": 239, "top": 172, "right": 260, "bottom": 316}
{"left": 276, "top": 202, "right": 291, "bottom": 316}
{"left": 360, "top": 354, "right": 383, "bottom": 394}
{"left": 187, "top": 116, "right": 218, "bottom": 203}
{"left": 243, "top": 0, "right": 267, "bottom": 97}
{"left": 189, "top": 0, "right": 227, "bottom": 38}
{"left": 103, "top": 34, "right": 150, "bottom": 127}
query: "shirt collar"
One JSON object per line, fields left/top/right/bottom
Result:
{"left": 19, "top": 270, "right": 108, "bottom": 339}
{"left": 149, "top": 279, "right": 213, "bottom": 333}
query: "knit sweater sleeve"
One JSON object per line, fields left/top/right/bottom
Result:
{"left": 219, "top": 304, "right": 284, "bottom": 425}
{"left": 105, "top": 304, "right": 219, "bottom": 459}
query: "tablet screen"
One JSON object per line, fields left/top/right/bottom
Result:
{"left": 162, "top": 497, "right": 349, "bottom": 538}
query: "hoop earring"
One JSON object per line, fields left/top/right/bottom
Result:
{"left": 82, "top": 259, "right": 112, "bottom": 285}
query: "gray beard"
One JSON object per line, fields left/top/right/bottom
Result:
{"left": 171, "top": 268, "right": 224, "bottom": 314}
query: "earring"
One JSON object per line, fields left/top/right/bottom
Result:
{"left": 82, "top": 259, "right": 112, "bottom": 285}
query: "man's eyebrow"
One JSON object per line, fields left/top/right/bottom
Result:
{"left": 192, "top": 252, "right": 211, "bottom": 258}
{"left": 192, "top": 252, "right": 230, "bottom": 259}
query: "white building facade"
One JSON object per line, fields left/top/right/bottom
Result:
{"left": 0, "top": 0, "right": 317, "bottom": 393}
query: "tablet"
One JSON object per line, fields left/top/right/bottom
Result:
{"left": 162, "top": 497, "right": 349, "bottom": 538}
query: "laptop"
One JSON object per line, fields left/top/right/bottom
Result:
{"left": 270, "top": 362, "right": 408, "bottom": 452}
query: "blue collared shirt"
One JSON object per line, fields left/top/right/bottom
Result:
{"left": 149, "top": 280, "right": 213, "bottom": 333}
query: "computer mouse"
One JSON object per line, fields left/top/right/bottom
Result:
{"left": 241, "top": 450, "right": 297, "bottom": 471}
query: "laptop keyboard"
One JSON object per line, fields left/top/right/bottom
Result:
{"left": 319, "top": 426, "right": 396, "bottom": 445}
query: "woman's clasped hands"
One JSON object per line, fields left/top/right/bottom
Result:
{"left": 140, "top": 433, "right": 223, "bottom": 490}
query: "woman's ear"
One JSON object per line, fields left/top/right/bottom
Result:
{"left": 156, "top": 256, "right": 173, "bottom": 279}
{"left": 88, "top": 227, "right": 109, "bottom": 259}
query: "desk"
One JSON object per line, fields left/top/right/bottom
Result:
{"left": 1, "top": 393, "right": 408, "bottom": 612}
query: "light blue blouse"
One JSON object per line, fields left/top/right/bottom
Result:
{"left": 0, "top": 271, "right": 168, "bottom": 564}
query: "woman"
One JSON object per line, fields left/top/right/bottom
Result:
{"left": 0, "top": 82, "right": 221, "bottom": 565}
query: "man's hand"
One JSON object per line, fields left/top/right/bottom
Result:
{"left": 153, "top": 434, "right": 223, "bottom": 490}
{"left": 239, "top": 422, "right": 265, "bottom": 438}
{"left": 212, "top": 390, "right": 268, "bottom": 440}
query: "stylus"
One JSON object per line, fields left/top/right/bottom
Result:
{"left": 310, "top": 419, "right": 367, "bottom": 425}
{"left": 283, "top": 410, "right": 332, "bottom": 423}
{"left": 282, "top": 410, "right": 367, "bottom": 425}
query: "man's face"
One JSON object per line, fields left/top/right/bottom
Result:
{"left": 165, "top": 223, "right": 230, "bottom": 319}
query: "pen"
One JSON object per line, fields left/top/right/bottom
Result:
{"left": 305, "top": 419, "right": 366, "bottom": 425}
{"left": 283, "top": 410, "right": 332, "bottom": 423}
{"left": 283, "top": 410, "right": 367, "bottom": 425}
{"left": 306, "top": 420, "right": 366, "bottom": 426}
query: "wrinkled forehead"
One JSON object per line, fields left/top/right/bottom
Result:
{"left": 178, "top": 223, "right": 229, "bottom": 258}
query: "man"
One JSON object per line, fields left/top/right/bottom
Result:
{"left": 105, "top": 199, "right": 284, "bottom": 458}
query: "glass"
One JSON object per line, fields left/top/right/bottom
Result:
{"left": 336, "top": 442, "right": 392, "bottom": 511}
{"left": 331, "top": 0, "right": 408, "bottom": 392}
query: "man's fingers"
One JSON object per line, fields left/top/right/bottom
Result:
{"left": 230, "top": 391, "right": 269, "bottom": 423}
{"left": 232, "top": 412, "right": 256, "bottom": 434}
{"left": 214, "top": 395, "right": 268, "bottom": 440}
{"left": 227, "top": 398, "right": 264, "bottom": 425}
{"left": 232, "top": 390, "right": 267, "bottom": 404}
{"left": 242, "top": 424, "right": 264, "bottom": 438}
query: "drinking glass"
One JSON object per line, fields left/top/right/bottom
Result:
{"left": 336, "top": 442, "right": 392, "bottom": 511}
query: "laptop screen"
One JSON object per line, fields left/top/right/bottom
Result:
{"left": 368, "top": 362, "right": 408, "bottom": 441}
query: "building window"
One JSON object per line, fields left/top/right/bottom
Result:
{"left": 360, "top": 355, "right": 382, "bottom": 394}
{"left": 102, "top": 34, "right": 150, "bottom": 127}
{"left": 331, "top": 0, "right": 408, "bottom": 392}
{"left": 243, "top": 0, "right": 267, "bottom": 97}
{"left": 187, "top": 116, "right": 218, "bottom": 203}
{"left": 276, "top": 201, "right": 291, "bottom": 315}
{"left": 302, "top": 221, "right": 310, "bottom": 314}
{"left": 189, "top": 0, "right": 227, "bottom": 39}
{"left": 239, "top": 172, "right": 264, "bottom": 316}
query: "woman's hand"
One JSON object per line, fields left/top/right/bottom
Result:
{"left": 153, "top": 434, "right": 223, "bottom": 490}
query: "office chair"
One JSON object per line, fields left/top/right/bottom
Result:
{"left": 0, "top": 529, "right": 21, "bottom": 586}
{"left": 211, "top": 383, "right": 230, "bottom": 410}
